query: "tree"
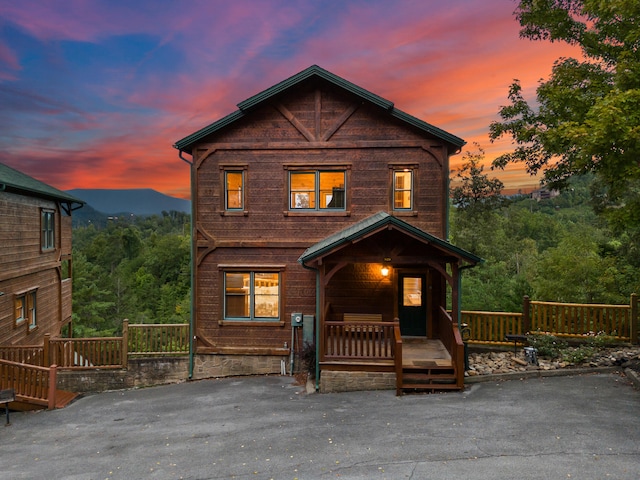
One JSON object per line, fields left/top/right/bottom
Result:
{"left": 489, "top": 0, "right": 640, "bottom": 227}
{"left": 450, "top": 145, "right": 505, "bottom": 255}
{"left": 451, "top": 144, "right": 504, "bottom": 213}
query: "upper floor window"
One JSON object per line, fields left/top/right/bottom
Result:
{"left": 224, "top": 271, "right": 280, "bottom": 321}
{"left": 289, "top": 170, "right": 346, "bottom": 210}
{"left": 393, "top": 170, "right": 413, "bottom": 210}
{"left": 15, "top": 290, "right": 37, "bottom": 330}
{"left": 41, "top": 210, "right": 55, "bottom": 250}
{"left": 225, "top": 170, "right": 244, "bottom": 210}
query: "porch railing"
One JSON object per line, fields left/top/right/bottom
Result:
{"left": 0, "top": 359, "right": 57, "bottom": 409}
{"left": 48, "top": 336, "right": 126, "bottom": 369}
{"left": 323, "top": 321, "right": 396, "bottom": 361}
{"left": 437, "top": 307, "right": 464, "bottom": 389}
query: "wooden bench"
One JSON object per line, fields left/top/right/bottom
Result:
{"left": 1, "top": 388, "right": 15, "bottom": 426}
{"left": 343, "top": 313, "right": 383, "bottom": 323}
{"left": 343, "top": 313, "right": 384, "bottom": 333}
{"left": 505, "top": 334, "right": 528, "bottom": 354}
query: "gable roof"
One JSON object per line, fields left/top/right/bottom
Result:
{"left": 0, "top": 162, "right": 85, "bottom": 208}
{"left": 173, "top": 65, "right": 465, "bottom": 154}
{"left": 298, "top": 211, "right": 482, "bottom": 266}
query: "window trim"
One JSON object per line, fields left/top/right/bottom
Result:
{"left": 389, "top": 164, "right": 418, "bottom": 215}
{"left": 14, "top": 289, "right": 37, "bottom": 331}
{"left": 41, "top": 209, "right": 55, "bottom": 251}
{"left": 284, "top": 164, "right": 351, "bottom": 216}
{"left": 220, "top": 165, "right": 248, "bottom": 216}
{"left": 219, "top": 265, "right": 285, "bottom": 324}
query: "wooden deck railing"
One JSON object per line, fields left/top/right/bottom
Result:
{"left": 48, "top": 337, "right": 126, "bottom": 369}
{"left": 529, "top": 300, "right": 632, "bottom": 339}
{"left": 128, "top": 323, "right": 190, "bottom": 356}
{"left": 0, "top": 359, "right": 57, "bottom": 409}
{"left": 0, "top": 345, "right": 45, "bottom": 366}
{"left": 462, "top": 311, "right": 523, "bottom": 345}
{"left": 437, "top": 307, "right": 464, "bottom": 389}
{"left": 323, "top": 321, "right": 396, "bottom": 360}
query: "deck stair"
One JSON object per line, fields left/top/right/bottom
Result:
{"left": 398, "top": 338, "right": 462, "bottom": 393}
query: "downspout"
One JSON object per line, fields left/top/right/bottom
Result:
{"left": 178, "top": 149, "right": 196, "bottom": 380}
{"left": 300, "top": 259, "right": 321, "bottom": 392}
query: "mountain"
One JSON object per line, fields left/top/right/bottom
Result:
{"left": 67, "top": 189, "right": 190, "bottom": 216}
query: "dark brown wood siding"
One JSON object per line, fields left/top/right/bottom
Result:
{"left": 191, "top": 83, "right": 452, "bottom": 351}
{"left": 0, "top": 191, "right": 72, "bottom": 345}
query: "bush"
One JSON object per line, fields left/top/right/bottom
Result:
{"left": 526, "top": 333, "right": 567, "bottom": 359}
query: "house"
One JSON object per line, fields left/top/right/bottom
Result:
{"left": 174, "top": 65, "right": 481, "bottom": 393}
{"left": 0, "top": 163, "right": 84, "bottom": 345}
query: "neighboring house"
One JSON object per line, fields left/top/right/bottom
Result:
{"left": 174, "top": 65, "right": 480, "bottom": 392}
{"left": 0, "top": 163, "right": 84, "bottom": 345}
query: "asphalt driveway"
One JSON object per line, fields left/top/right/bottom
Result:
{"left": 1, "top": 372, "right": 639, "bottom": 480}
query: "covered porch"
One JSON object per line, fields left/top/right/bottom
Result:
{"left": 298, "top": 212, "right": 481, "bottom": 394}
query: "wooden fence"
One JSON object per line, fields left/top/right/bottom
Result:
{"left": 128, "top": 323, "right": 190, "bottom": 356}
{"left": 462, "top": 294, "right": 638, "bottom": 345}
{"left": 323, "top": 321, "right": 396, "bottom": 360}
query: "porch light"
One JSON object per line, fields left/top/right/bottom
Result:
{"left": 381, "top": 266, "right": 390, "bottom": 277}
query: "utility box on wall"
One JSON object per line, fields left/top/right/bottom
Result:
{"left": 291, "top": 312, "right": 303, "bottom": 327}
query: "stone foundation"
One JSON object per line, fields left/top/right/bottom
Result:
{"left": 192, "top": 353, "right": 289, "bottom": 380}
{"left": 320, "top": 370, "right": 395, "bottom": 393}
{"left": 56, "top": 357, "right": 189, "bottom": 393}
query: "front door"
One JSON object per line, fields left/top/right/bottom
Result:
{"left": 398, "top": 273, "right": 427, "bottom": 336}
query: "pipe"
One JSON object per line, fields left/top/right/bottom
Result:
{"left": 178, "top": 149, "right": 196, "bottom": 380}
{"left": 300, "top": 259, "right": 321, "bottom": 392}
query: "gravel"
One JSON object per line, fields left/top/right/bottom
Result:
{"left": 466, "top": 345, "right": 640, "bottom": 376}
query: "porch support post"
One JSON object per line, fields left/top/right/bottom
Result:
{"left": 452, "top": 262, "right": 461, "bottom": 327}
{"left": 316, "top": 266, "right": 322, "bottom": 391}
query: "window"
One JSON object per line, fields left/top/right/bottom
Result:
{"left": 393, "top": 170, "right": 413, "bottom": 210}
{"left": 289, "top": 171, "right": 346, "bottom": 210}
{"left": 15, "top": 290, "right": 37, "bottom": 330}
{"left": 41, "top": 210, "right": 55, "bottom": 250}
{"left": 225, "top": 171, "right": 244, "bottom": 210}
{"left": 224, "top": 271, "right": 280, "bottom": 321}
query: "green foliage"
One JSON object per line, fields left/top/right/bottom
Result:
{"left": 451, "top": 169, "right": 639, "bottom": 310}
{"left": 526, "top": 333, "right": 568, "bottom": 359}
{"left": 490, "top": 0, "right": 640, "bottom": 239}
{"left": 72, "top": 212, "right": 190, "bottom": 336}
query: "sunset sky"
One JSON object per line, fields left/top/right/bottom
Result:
{"left": 0, "top": 0, "right": 581, "bottom": 200}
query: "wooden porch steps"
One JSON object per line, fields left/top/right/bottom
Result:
{"left": 398, "top": 339, "right": 462, "bottom": 394}
{"left": 9, "top": 390, "right": 81, "bottom": 411}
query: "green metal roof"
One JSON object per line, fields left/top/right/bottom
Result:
{"left": 298, "top": 211, "right": 482, "bottom": 265}
{"left": 0, "top": 162, "right": 85, "bottom": 206}
{"left": 173, "top": 65, "right": 465, "bottom": 153}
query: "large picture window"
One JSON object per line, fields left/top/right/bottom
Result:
{"left": 393, "top": 170, "right": 413, "bottom": 210}
{"left": 224, "top": 271, "right": 280, "bottom": 321}
{"left": 289, "top": 171, "right": 346, "bottom": 210}
{"left": 41, "top": 210, "right": 55, "bottom": 250}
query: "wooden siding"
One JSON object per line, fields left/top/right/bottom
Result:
{"left": 192, "top": 82, "right": 452, "bottom": 353}
{"left": 0, "top": 191, "right": 73, "bottom": 345}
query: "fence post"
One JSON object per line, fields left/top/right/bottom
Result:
{"left": 48, "top": 365, "right": 57, "bottom": 410}
{"left": 43, "top": 334, "right": 51, "bottom": 367}
{"left": 122, "top": 319, "right": 129, "bottom": 369}
{"left": 522, "top": 296, "right": 531, "bottom": 334}
{"left": 631, "top": 294, "right": 638, "bottom": 345}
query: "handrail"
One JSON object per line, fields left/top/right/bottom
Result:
{"left": 438, "top": 307, "right": 464, "bottom": 389}
{"left": 393, "top": 320, "right": 403, "bottom": 396}
{"left": 0, "top": 359, "right": 57, "bottom": 409}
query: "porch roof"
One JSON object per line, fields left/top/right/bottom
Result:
{"left": 298, "top": 211, "right": 482, "bottom": 266}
